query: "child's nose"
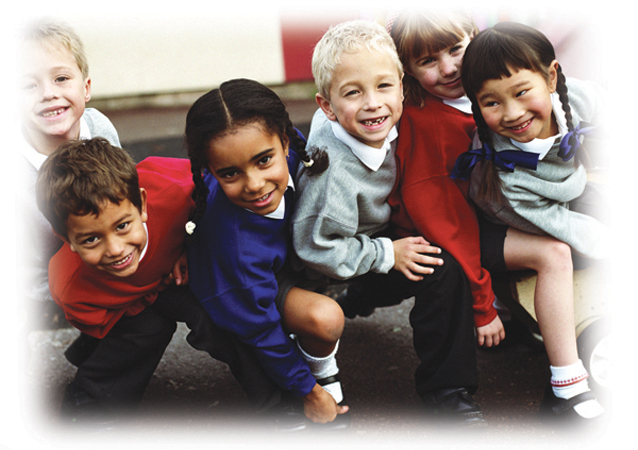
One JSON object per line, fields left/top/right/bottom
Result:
{"left": 439, "top": 56, "right": 458, "bottom": 77}
{"left": 363, "top": 92, "right": 382, "bottom": 110}
{"left": 41, "top": 80, "right": 59, "bottom": 100}
{"left": 503, "top": 102, "right": 524, "bottom": 122}
{"left": 104, "top": 236, "right": 125, "bottom": 257}
{"left": 245, "top": 172, "right": 265, "bottom": 192}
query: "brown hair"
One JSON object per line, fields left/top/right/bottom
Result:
{"left": 390, "top": 9, "right": 478, "bottom": 106}
{"left": 36, "top": 138, "right": 142, "bottom": 238}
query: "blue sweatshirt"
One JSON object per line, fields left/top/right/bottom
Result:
{"left": 187, "top": 149, "right": 316, "bottom": 397}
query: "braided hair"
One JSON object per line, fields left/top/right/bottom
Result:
{"left": 461, "top": 22, "right": 579, "bottom": 205}
{"left": 184, "top": 78, "right": 327, "bottom": 226}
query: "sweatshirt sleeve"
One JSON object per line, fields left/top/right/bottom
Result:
{"left": 391, "top": 106, "right": 497, "bottom": 327}
{"left": 197, "top": 280, "right": 317, "bottom": 398}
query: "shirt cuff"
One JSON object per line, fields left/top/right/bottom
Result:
{"left": 375, "top": 237, "right": 395, "bottom": 274}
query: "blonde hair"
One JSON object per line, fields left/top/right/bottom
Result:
{"left": 389, "top": 9, "right": 477, "bottom": 106}
{"left": 21, "top": 19, "right": 89, "bottom": 79}
{"left": 312, "top": 20, "right": 403, "bottom": 99}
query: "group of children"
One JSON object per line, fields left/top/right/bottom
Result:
{"left": 20, "top": 8, "right": 607, "bottom": 431}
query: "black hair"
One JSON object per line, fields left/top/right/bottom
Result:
{"left": 184, "top": 78, "right": 328, "bottom": 225}
{"left": 461, "top": 22, "right": 580, "bottom": 205}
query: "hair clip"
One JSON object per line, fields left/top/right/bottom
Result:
{"left": 185, "top": 221, "right": 196, "bottom": 235}
{"left": 302, "top": 158, "right": 315, "bottom": 168}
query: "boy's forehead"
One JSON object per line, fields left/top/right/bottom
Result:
{"left": 332, "top": 47, "right": 401, "bottom": 85}
{"left": 20, "top": 39, "right": 80, "bottom": 74}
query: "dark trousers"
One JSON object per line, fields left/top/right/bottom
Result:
{"left": 343, "top": 249, "right": 478, "bottom": 400}
{"left": 71, "top": 286, "right": 281, "bottom": 413}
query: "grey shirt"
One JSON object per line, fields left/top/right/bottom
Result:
{"left": 470, "top": 78, "right": 608, "bottom": 259}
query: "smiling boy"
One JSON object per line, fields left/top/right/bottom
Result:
{"left": 18, "top": 20, "right": 120, "bottom": 320}
{"left": 291, "top": 20, "right": 484, "bottom": 424}
{"left": 36, "top": 138, "right": 285, "bottom": 424}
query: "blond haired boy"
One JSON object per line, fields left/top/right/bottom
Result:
{"left": 291, "top": 20, "right": 484, "bottom": 424}
{"left": 18, "top": 20, "right": 120, "bottom": 311}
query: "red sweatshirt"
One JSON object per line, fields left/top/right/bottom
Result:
{"left": 49, "top": 157, "right": 195, "bottom": 338}
{"left": 389, "top": 93, "right": 497, "bottom": 327}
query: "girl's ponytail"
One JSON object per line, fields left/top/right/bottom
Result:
{"left": 555, "top": 64, "right": 591, "bottom": 168}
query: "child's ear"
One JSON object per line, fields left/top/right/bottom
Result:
{"left": 316, "top": 93, "right": 337, "bottom": 122}
{"left": 52, "top": 228, "right": 71, "bottom": 246}
{"left": 547, "top": 60, "right": 559, "bottom": 93}
{"left": 84, "top": 77, "right": 92, "bottom": 103}
{"left": 139, "top": 188, "right": 148, "bottom": 223}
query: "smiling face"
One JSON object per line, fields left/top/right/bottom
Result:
{"left": 206, "top": 122, "right": 290, "bottom": 216}
{"left": 20, "top": 39, "right": 91, "bottom": 155}
{"left": 317, "top": 47, "right": 403, "bottom": 149}
{"left": 476, "top": 64, "right": 558, "bottom": 143}
{"left": 65, "top": 192, "right": 148, "bottom": 278}
{"left": 406, "top": 33, "right": 471, "bottom": 100}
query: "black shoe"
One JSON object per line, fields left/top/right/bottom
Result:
{"left": 266, "top": 396, "right": 307, "bottom": 433}
{"left": 64, "top": 333, "right": 100, "bottom": 366}
{"left": 335, "top": 290, "right": 375, "bottom": 319}
{"left": 538, "top": 385, "right": 605, "bottom": 425}
{"left": 309, "top": 373, "right": 352, "bottom": 431}
{"left": 422, "top": 388, "right": 485, "bottom": 426}
{"left": 60, "top": 382, "right": 118, "bottom": 428}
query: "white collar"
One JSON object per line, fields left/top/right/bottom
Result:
{"left": 245, "top": 174, "right": 295, "bottom": 220}
{"left": 21, "top": 115, "right": 91, "bottom": 170}
{"left": 139, "top": 222, "right": 149, "bottom": 263}
{"left": 329, "top": 120, "right": 398, "bottom": 171}
{"left": 508, "top": 91, "right": 564, "bottom": 160}
{"left": 441, "top": 95, "right": 473, "bottom": 115}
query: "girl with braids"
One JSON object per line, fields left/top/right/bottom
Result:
{"left": 184, "top": 78, "right": 349, "bottom": 428}
{"left": 452, "top": 22, "right": 607, "bottom": 421}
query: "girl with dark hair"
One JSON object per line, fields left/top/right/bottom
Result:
{"left": 452, "top": 22, "right": 607, "bottom": 422}
{"left": 183, "top": 78, "right": 348, "bottom": 428}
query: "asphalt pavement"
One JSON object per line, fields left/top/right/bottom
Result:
{"left": 19, "top": 96, "right": 616, "bottom": 450}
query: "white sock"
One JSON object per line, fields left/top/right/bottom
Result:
{"left": 550, "top": 360, "right": 604, "bottom": 418}
{"left": 297, "top": 339, "right": 343, "bottom": 403}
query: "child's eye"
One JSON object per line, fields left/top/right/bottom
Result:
{"left": 82, "top": 236, "right": 99, "bottom": 245}
{"left": 344, "top": 89, "right": 359, "bottom": 97}
{"left": 418, "top": 57, "right": 435, "bottom": 66}
{"left": 258, "top": 155, "right": 273, "bottom": 166}
{"left": 115, "top": 222, "right": 129, "bottom": 232}
{"left": 55, "top": 75, "right": 70, "bottom": 83}
{"left": 220, "top": 170, "right": 239, "bottom": 179}
{"left": 516, "top": 89, "right": 528, "bottom": 97}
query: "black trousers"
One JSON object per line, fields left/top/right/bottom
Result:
{"left": 71, "top": 285, "right": 281, "bottom": 413}
{"left": 343, "top": 249, "right": 478, "bottom": 400}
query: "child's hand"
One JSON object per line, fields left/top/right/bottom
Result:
{"left": 162, "top": 252, "right": 189, "bottom": 286}
{"left": 302, "top": 383, "right": 349, "bottom": 423}
{"left": 392, "top": 236, "right": 443, "bottom": 281}
{"left": 476, "top": 315, "right": 505, "bottom": 347}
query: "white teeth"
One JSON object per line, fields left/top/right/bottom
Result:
{"left": 512, "top": 119, "right": 531, "bottom": 130}
{"left": 362, "top": 117, "right": 385, "bottom": 126}
{"left": 112, "top": 253, "right": 132, "bottom": 267}
{"left": 42, "top": 108, "right": 66, "bottom": 117}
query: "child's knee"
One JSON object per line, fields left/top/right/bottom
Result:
{"left": 308, "top": 299, "right": 344, "bottom": 344}
{"left": 539, "top": 239, "right": 573, "bottom": 272}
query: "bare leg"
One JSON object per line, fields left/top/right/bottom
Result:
{"left": 503, "top": 227, "right": 578, "bottom": 366}
{"left": 282, "top": 286, "right": 344, "bottom": 357}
